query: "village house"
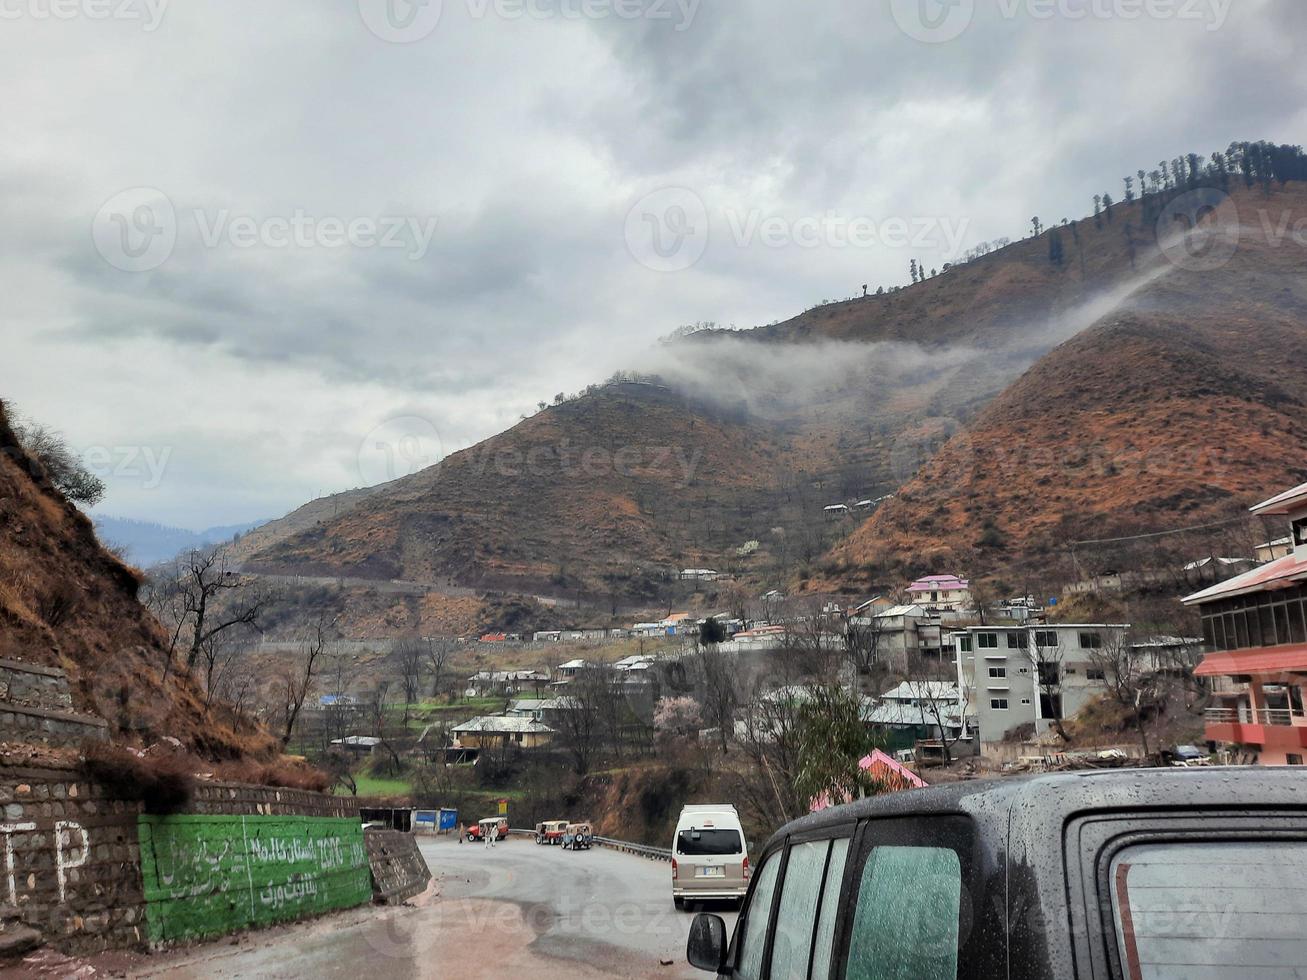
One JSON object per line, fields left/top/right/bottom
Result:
{"left": 451, "top": 715, "right": 555, "bottom": 750}
{"left": 1256, "top": 536, "right": 1294, "bottom": 564}
{"left": 952, "top": 623, "right": 1130, "bottom": 747}
{"left": 466, "top": 669, "right": 550, "bottom": 697}
{"left": 847, "top": 602, "right": 944, "bottom": 668}
{"left": 861, "top": 680, "right": 972, "bottom": 752}
{"left": 1184, "top": 482, "right": 1307, "bottom": 766}
{"left": 823, "top": 503, "right": 851, "bottom": 521}
{"left": 679, "top": 568, "right": 720, "bottom": 582}
{"left": 907, "top": 574, "right": 972, "bottom": 616}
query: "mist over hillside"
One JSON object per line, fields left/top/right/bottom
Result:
{"left": 92, "top": 515, "right": 266, "bottom": 568}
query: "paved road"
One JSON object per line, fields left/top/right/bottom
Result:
{"left": 102, "top": 837, "right": 737, "bottom": 979}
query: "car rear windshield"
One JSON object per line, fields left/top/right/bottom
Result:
{"left": 677, "top": 828, "right": 742, "bottom": 855}
{"left": 1110, "top": 840, "right": 1307, "bottom": 978}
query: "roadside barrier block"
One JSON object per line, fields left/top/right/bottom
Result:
{"left": 364, "top": 828, "right": 431, "bottom": 904}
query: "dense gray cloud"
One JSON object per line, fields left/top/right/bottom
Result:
{"left": 1, "top": 0, "right": 1303, "bottom": 529}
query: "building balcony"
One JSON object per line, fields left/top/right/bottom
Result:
{"left": 1205, "top": 707, "right": 1307, "bottom": 749}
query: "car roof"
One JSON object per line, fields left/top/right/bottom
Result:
{"left": 767, "top": 767, "right": 1307, "bottom": 851}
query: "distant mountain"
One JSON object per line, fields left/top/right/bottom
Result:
{"left": 239, "top": 154, "right": 1307, "bottom": 602}
{"left": 92, "top": 516, "right": 267, "bottom": 567}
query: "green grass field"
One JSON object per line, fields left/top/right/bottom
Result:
{"left": 339, "top": 775, "right": 414, "bottom": 798}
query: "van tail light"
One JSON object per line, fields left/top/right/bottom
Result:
{"left": 743, "top": 856, "right": 750, "bottom": 880}
{"left": 672, "top": 859, "right": 679, "bottom": 880}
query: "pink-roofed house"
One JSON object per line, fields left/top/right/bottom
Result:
{"left": 809, "top": 750, "right": 928, "bottom": 813}
{"left": 907, "top": 574, "right": 972, "bottom": 616}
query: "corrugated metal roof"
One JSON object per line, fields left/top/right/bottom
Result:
{"left": 1252, "top": 481, "right": 1307, "bottom": 516}
{"left": 452, "top": 715, "right": 555, "bottom": 734}
{"left": 1182, "top": 552, "right": 1307, "bottom": 605}
{"left": 1193, "top": 644, "right": 1307, "bottom": 677}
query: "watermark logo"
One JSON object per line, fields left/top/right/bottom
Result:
{"left": 890, "top": 0, "right": 975, "bottom": 43}
{"left": 92, "top": 187, "right": 177, "bottom": 273}
{"left": 358, "top": 0, "right": 444, "bottom": 42}
{"left": 0, "top": 0, "right": 170, "bottom": 31}
{"left": 358, "top": 416, "right": 445, "bottom": 487}
{"left": 81, "top": 443, "right": 172, "bottom": 491}
{"left": 889, "top": 0, "right": 1231, "bottom": 42}
{"left": 1155, "top": 188, "right": 1239, "bottom": 272}
{"left": 92, "top": 189, "right": 440, "bottom": 270}
{"left": 624, "top": 187, "right": 710, "bottom": 273}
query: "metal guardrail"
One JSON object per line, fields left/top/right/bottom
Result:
{"left": 594, "top": 836, "right": 673, "bottom": 862}
{"left": 511, "top": 829, "right": 671, "bottom": 861}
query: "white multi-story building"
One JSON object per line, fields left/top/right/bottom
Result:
{"left": 907, "top": 575, "right": 972, "bottom": 616}
{"left": 952, "top": 623, "right": 1130, "bottom": 745}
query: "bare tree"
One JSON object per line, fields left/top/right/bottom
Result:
{"left": 900, "top": 656, "right": 971, "bottom": 766}
{"left": 167, "top": 548, "right": 264, "bottom": 675}
{"left": 555, "top": 666, "right": 605, "bottom": 774}
{"left": 1031, "top": 630, "right": 1072, "bottom": 743}
{"left": 275, "top": 617, "right": 332, "bottom": 748}
{"left": 693, "top": 647, "right": 739, "bottom": 754}
{"left": 425, "top": 637, "right": 455, "bottom": 700}
{"left": 393, "top": 636, "right": 424, "bottom": 723}
{"left": 845, "top": 611, "right": 886, "bottom": 676}
{"left": 1087, "top": 630, "right": 1160, "bottom": 759}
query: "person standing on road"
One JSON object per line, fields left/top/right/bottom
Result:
{"left": 488, "top": 823, "right": 499, "bottom": 849}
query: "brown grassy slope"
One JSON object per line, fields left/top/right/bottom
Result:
{"left": 827, "top": 183, "right": 1307, "bottom": 584}
{"left": 242, "top": 205, "right": 1162, "bottom": 597}
{"left": 0, "top": 402, "right": 276, "bottom": 759}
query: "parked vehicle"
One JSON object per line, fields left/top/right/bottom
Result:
{"left": 1165, "top": 743, "right": 1212, "bottom": 766}
{"left": 672, "top": 804, "right": 749, "bottom": 910}
{"left": 465, "top": 816, "right": 509, "bottom": 843}
{"left": 687, "top": 768, "right": 1307, "bottom": 979}
{"left": 562, "top": 822, "right": 593, "bottom": 850}
{"left": 535, "top": 820, "right": 569, "bottom": 845}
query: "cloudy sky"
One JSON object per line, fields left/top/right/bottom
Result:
{"left": 3, "top": 0, "right": 1304, "bottom": 529}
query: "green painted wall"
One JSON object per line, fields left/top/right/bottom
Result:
{"left": 138, "top": 814, "right": 372, "bottom": 944}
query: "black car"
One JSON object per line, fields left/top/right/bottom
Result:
{"left": 687, "top": 767, "right": 1307, "bottom": 979}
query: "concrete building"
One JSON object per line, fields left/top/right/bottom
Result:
{"left": 953, "top": 623, "right": 1129, "bottom": 745}
{"left": 1184, "top": 482, "right": 1307, "bottom": 766}
{"left": 861, "top": 681, "right": 972, "bottom": 749}
{"left": 846, "top": 603, "right": 944, "bottom": 668}
{"left": 907, "top": 575, "right": 972, "bottom": 616}
{"left": 1256, "top": 537, "right": 1294, "bottom": 564}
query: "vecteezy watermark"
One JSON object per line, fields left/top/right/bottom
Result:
{"left": 624, "top": 187, "right": 710, "bottom": 273}
{"left": 80, "top": 444, "right": 173, "bottom": 490}
{"left": 359, "top": 0, "right": 699, "bottom": 42}
{"left": 624, "top": 188, "right": 970, "bottom": 273}
{"left": 358, "top": 417, "right": 445, "bottom": 487}
{"left": 92, "top": 188, "right": 440, "bottom": 272}
{"left": 890, "top": 0, "right": 1231, "bottom": 43}
{"left": 0, "top": 0, "right": 170, "bottom": 31}
{"left": 1155, "top": 187, "right": 1239, "bottom": 272}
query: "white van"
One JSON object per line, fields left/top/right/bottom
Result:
{"left": 672, "top": 804, "right": 749, "bottom": 910}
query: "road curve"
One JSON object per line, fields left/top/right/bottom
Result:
{"left": 109, "top": 835, "right": 737, "bottom": 980}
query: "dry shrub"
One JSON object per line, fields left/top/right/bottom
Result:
{"left": 213, "top": 756, "right": 331, "bottom": 793}
{"left": 81, "top": 742, "right": 195, "bottom": 815}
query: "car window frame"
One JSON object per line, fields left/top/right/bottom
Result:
{"left": 726, "top": 821, "right": 858, "bottom": 980}
{"left": 830, "top": 814, "right": 981, "bottom": 980}
{"left": 1064, "top": 811, "right": 1307, "bottom": 980}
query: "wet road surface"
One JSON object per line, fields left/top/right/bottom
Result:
{"left": 87, "top": 836, "right": 737, "bottom": 979}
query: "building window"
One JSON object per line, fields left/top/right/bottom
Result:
{"left": 1021, "top": 698, "right": 1032, "bottom": 706}
{"left": 1079, "top": 632, "right": 1102, "bottom": 649}
{"left": 1087, "top": 668, "right": 1106, "bottom": 681}
{"left": 1289, "top": 755, "right": 1304, "bottom": 766}
{"left": 1038, "top": 662, "right": 1060, "bottom": 687}
{"left": 977, "top": 633, "right": 999, "bottom": 649}
{"left": 988, "top": 667, "right": 1007, "bottom": 679}
{"left": 1295, "top": 518, "right": 1307, "bottom": 548}
{"left": 957, "top": 636, "right": 973, "bottom": 653}
{"left": 990, "top": 698, "right": 1009, "bottom": 710}
{"left": 1034, "top": 631, "right": 1059, "bottom": 648}
{"left": 1007, "top": 632, "right": 1029, "bottom": 649}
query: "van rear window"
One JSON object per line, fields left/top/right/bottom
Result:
{"left": 677, "top": 828, "right": 742, "bottom": 855}
{"left": 1110, "top": 841, "right": 1307, "bottom": 978}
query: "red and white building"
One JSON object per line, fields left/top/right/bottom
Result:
{"left": 1183, "top": 482, "right": 1307, "bottom": 766}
